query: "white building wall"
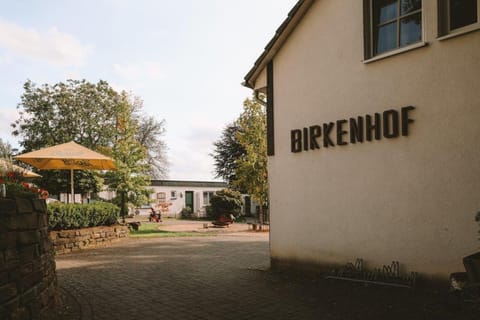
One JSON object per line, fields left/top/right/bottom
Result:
{"left": 258, "top": 0, "right": 480, "bottom": 279}
{"left": 148, "top": 185, "right": 222, "bottom": 218}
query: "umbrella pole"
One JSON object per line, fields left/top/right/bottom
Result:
{"left": 71, "top": 169, "right": 74, "bottom": 204}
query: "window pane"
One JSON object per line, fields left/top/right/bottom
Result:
{"left": 375, "top": 22, "right": 397, "bottom": 54}
{"left": 450, "top": 0, "right": 477, "bottom": 30}
{"left": 400, "top": 13, "right": 422, "bottom": 46}
{"left": 400, "top": 0, "right": 421, "bottom": 15}
{"left": 374, "top": 0, "right": 398, "bottom": 24}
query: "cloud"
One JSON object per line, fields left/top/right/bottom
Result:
{"left": 0, "top": 19, "right": 92, "bottom": 66}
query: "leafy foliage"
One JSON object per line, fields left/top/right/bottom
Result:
{"left": 11, "top": 79, "right": 168, "bottom": 201}
{"left": 0, "top": 139, "right": 14, "bottom": 158}
{"left": 211, "top": 122, "right": 246, "bottom": 189}
{"left": 0, "top": 163, "right": 47, "bottom": 199}
{"left": 136, "top": 114, "right": 169, "bottom": 179}
{"left": 105, "top": 92, "right": 151, "bottom": 220}
{"left": 207, "top": 189, "right": 242, "bottom": 220}
{"left": 47, "top": 201, "right": 120, "bottom": 230}
{"left": 180, "top": 207, "right": 193, "bottom": 219}
{"left": 233, "top": 97, "right": 268, "bottom": 222}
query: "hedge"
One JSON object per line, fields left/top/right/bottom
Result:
{"left": 47, "top": 201, "right": 120, "bottom": 230}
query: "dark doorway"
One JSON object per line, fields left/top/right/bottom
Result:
{"left": 185, "top": 191, "right": 194, "bottom": 212}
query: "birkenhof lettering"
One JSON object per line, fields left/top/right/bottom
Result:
{"left": 291, "top": 106, "right": 415, "bottom": 153}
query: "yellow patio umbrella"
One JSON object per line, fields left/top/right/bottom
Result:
{"left": 14, "top": 141, "right": 116, "bottom": 203}
{"left": 0, "top": 158, "right": 42, "bottom": 178}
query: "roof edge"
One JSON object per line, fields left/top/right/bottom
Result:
{"left": 243, "top": 0, "right": 315, "bottom": 89}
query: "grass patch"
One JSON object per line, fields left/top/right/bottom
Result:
{"left": 129, "top": 222, "right": 213, "bottom": 238}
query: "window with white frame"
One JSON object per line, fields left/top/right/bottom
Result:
{"left": 438, "top": 0, "right": 480, "bottom": 37}
{"left": 157, "top": 192, "right": 166, "bottom": 203}
{"left": 364, "top": 0, "right": 422, "bottom": 58}
{"left": 170, "top": 191, "right": 177, "bottom": 199}
{"left": 203, "top": 191, "right": 214, "bottom": 206}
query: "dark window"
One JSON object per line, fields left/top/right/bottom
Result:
{"left": 438, "top": 0, "right": 480, "bottom": 36}
{"left": 450, "top": 0, "right": 477, "bottom": 30}
{"left": 366, "top": 0, "right": 422, "bottom": 57}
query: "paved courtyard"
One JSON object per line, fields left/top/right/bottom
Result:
{"left": 53, "top": 222, "right": 478, "bottom": 320}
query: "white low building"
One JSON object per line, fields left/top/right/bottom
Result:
{"left": 143, "top": 180, "right": 228, "bottom": 218}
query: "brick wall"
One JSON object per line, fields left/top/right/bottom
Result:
{"left": 50, "top": 225, "right": 129, "bottom": 255}
{"left": 0, "top": 198, "right": 58, "bottom": 320}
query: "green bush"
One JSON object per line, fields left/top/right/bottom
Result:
{"left": 207, "top": 189, "right": 242, "bottom": 220}
{"left": 48, "top": 201, "right": 120, "bottom": 230}
{"left": 180, "top": 207, "right": 193, "bottom": 219}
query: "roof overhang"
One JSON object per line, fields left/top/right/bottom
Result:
{"left": 242, "top": 0, "right": 315, "bottom": 89}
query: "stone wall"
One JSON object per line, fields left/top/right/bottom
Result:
{"left": 50, "top": 225, "right": 129, "bottom": 255}
{"left": 0, "top": 198, "right": 58, "bottom": 320}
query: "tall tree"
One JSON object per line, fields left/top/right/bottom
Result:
{"left": 12, "top": 79, "right": 119, "bottom": 152}
{"left": 11, "top": 79, "right": 167, "bottom": 200}
{"left": 136, "top": 114, "right": 169, "bottom": 179}
{"left": 105, "top": 92, "right": 151, "bottom": 221}
{"left": 211, "top": 122, "right": 246, "bottom": 188}
{"left": 0, "top": 138, "right": 14, "bottom": 159}
{"left": 234, "top": 97, "right": 268, "bottom": 226}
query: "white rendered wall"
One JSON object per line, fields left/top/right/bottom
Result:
{"left": 262, "top": 0, "right": 480, "bottom": 279}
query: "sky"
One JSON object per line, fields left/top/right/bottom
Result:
{"left": 0, "top": 0, "right": 297, "bottom": 181}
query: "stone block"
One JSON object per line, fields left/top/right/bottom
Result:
{"left": 11, "top": 307, "right": 30, "bottom": 320}
{"left": 31, "top": 199, "right": 46, "bottom": 213}
{"left": 19, "top": 287, "right": 36, "bottom": 305}
{"left": 0, "top": 253, "right": 5, "bottom": 271}
{"left": 5, "top": 248, "right": 19, "bottom": 263}
{"left": 18, "top": 271, "right": 42, "bottom": 292}
{"left": 15, "top": 198, "right": 32, "bottom": 214}
{"left": 19, "top": 245, "right": 39, "bottom": 262}
{"left": 15, "top": 213, "right": 39, "bottom": 230}
{"left": 0, "top": 232, "right": 17, "bottom": 250}
{"left": 0, "top": 271, "right": 8, "bottom": 286}
{"left": 38, "top": 214, "right": 48, "bottom": 228}
{"left": 0, "top": 283, "right": 18, "bottom": 303}
{"left": 0, "top": 199, "right": 17, "bottom": 215}
{"left": 58, "top": 231, "right": 72, "bottom": 238}
{"left": 17, "top": 231, "right": 40, "bottom": 245}
{"left": 20, "top": 262, "right": 34, "bottom": 276}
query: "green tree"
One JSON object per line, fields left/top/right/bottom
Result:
{"left": 11, "top": 79, "right": 168, "bottom": 199}
{"left": 0, "top": 138, "right": 14, "bottom": 159}
{"left": 234, "top": 96, "right": 268, "bottom": 226}
{"left": 11, "top": 79, "right": 121, "bottom": 196}
{"left": 207, "top": 189, "right": 243, "bottom": 220}
{"left": 105, "top": 93, "right": 151, "bottom": 222}
{"left": 12, "top": 79, "right": 119, "bottom": 151}
{"left": 211, "top": 122, "right": 246, "bottom": 188}
{"left": 136, "top": 114, "right": 169, "bottom": 179}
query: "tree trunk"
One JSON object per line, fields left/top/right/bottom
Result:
{"left": 258, "top": 203, "right": 263, "bottom": 231}
{"left": 120, "top": 192, "right": 126, "bottom": 223}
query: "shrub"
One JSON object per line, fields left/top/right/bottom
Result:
{"left": 207, "top": 189, "right": 242, "bottom": 220}
{"left": 48, "top": 201, "right": 120, "bottom": 230}
{"left": 180, "top": 207, "right": 193, "bottom": 219}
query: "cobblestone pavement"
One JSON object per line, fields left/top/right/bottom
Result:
{"left": 54, "top": 228, "right": 479, "bottom": 320}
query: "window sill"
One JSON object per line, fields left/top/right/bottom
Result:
{"left": 438, "top": 24, "right": 480, "bottom": 41}
{"left": 363, "top": 42, "right": 428, "bottom": 64}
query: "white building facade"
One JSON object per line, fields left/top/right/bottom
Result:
{"left": 244, "top": 0, "right": 480, "bottom": 282}
{"left": 146, "top": 180, "right": 227, "bottom": 218}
